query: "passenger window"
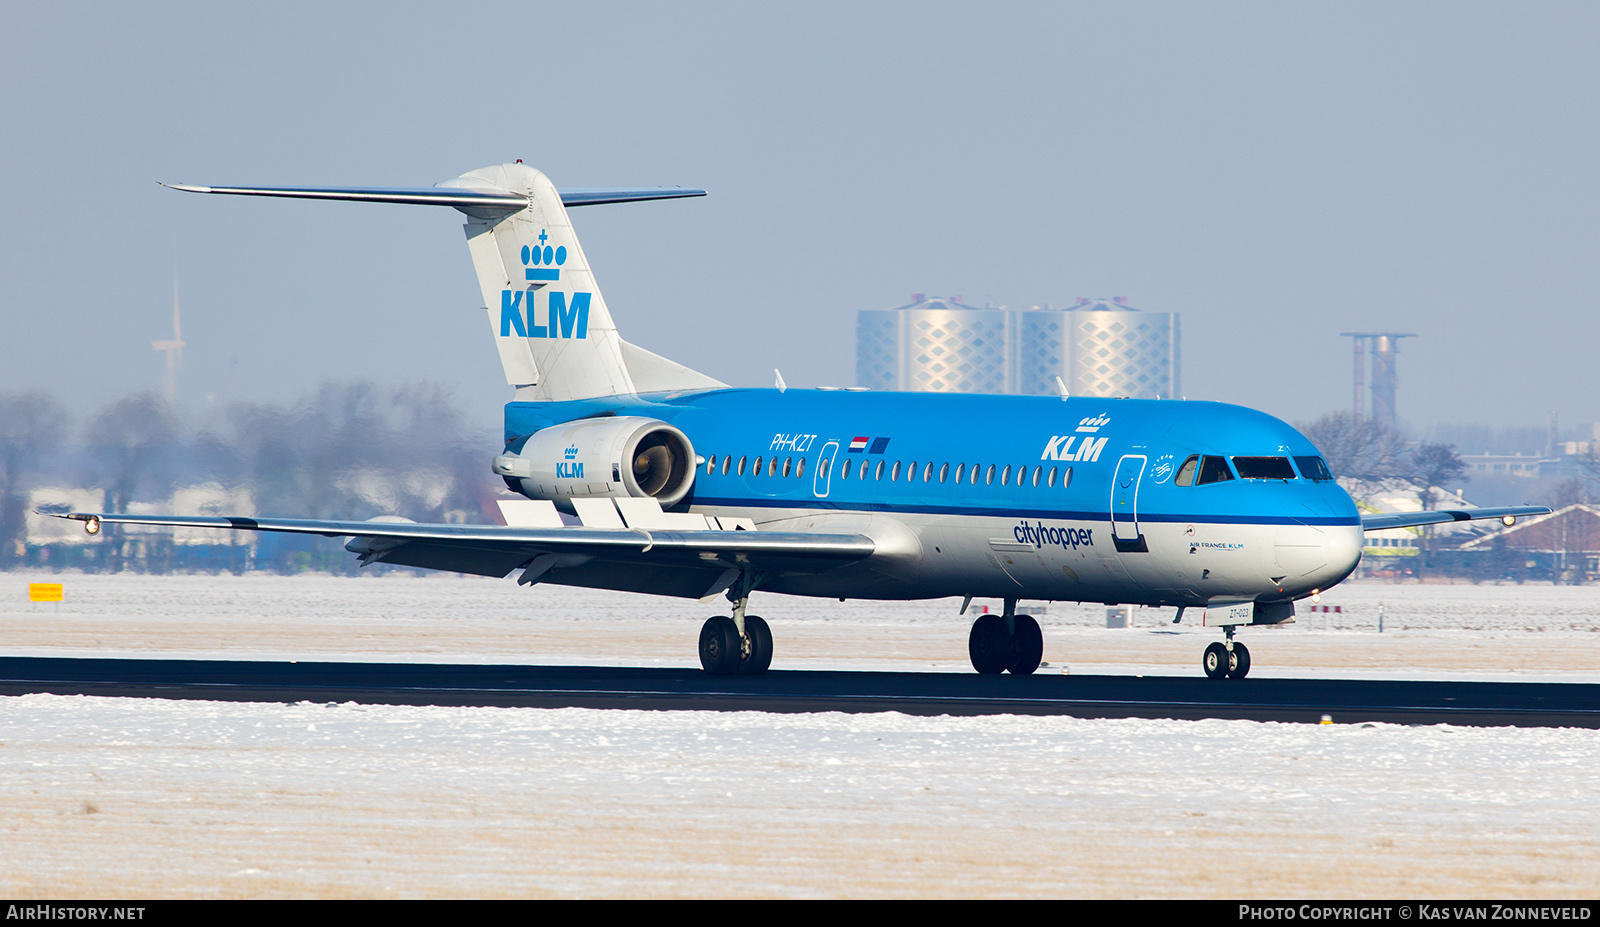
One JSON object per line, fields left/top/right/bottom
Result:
{"left": 1294, "top": 456, "right": 1334, "bottom": 481}
{"left": 796, "top": 457, "right": 806, "bottom": 479}
{"left": 985, "top": 464, "right": 996, "bottom": 485}
{"left": 954, "top": 463, "right": 965, "bottom": 483}
{"left": 923, "top": 462, "right": 933, "bottom": 482}
{"left": 1031, "top": 466, "right": 1040, "bottom": 487}
{"left": 970, "top": 463, "right": 980, "bottom": 484}
{"left": 874, "top": 460, "right": 885, "bottom": 480}
{"left": 768, "top": 457, "right": 778, "bottom": 477}
{"left": 939, "top": 463, "right": 949, "bottom": 483}
{"left": 891, "top": 461, "right": 902, "bottom": 481}
{"left": 1232, "top": 457, "right": 1296, "bottom": 480}
{"left": 1061, "top": 467, "right": 1072, "bottom": 488}
{"left": 1046, "top": 467, "right": 1056, "bottom": 488}
{"left": 722, "top": 456, "right": 732, "bottom": 476}
{"left": 706, "top": 455, "right": 716, "bottom": 475}
{"left": 783, "top": 457, "right": 792, "bottom": 478}
{"left": 737, "top": 455, "right": 747, "bottom": 476}
{"left": 1174, "top": 455, "right": 1199, "bottom": 487}
{"left": 1001, "top": 465, "right": 1012, "bottom": 486}
{"left": 1196, "top": 456, "right": 1235, "bottom": 485}
{"left": 752, "top": 456, "right": 762, "bottom": 476}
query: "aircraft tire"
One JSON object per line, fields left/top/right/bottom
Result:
{"left": 1008, "top": 614, "right": 1043, "bottom": 675}
{"left": 968, "top": 614, "right": 1011, "bottom": 675}
{"left": 1227, "top": 642, "right": 1251, "bottom": 679}
{"left": 1202, "top": 641, "right": 1229, "bottom": 679}
{"left": 699, "top": 616, "right": 742, "bottom": 675}
{"left": 740, "top": 615, "right": 774, "bottom": 675}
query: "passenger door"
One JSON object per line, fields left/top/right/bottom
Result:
{"left": 1110, "top": 454, "right": 1148, "bottom": 553}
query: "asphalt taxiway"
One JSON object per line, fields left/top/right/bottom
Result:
{"left": 1, "top": 656, "right": 1596, "bottom": 727}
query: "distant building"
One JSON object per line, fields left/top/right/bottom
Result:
{"left": 1458, "top": 504, "right": 1600, "bottom": 582}
{"left": 855, "top": 295, "right": 1012, "bottom": 393}
{"left": 1459, "top": 453, "right": 1544, "bottom": 479}
{"left": 856, "top": 294, "right": 1179, "bottom": 398}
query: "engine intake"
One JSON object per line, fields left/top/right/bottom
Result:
{"left": 493, "top": 416, "right": 697, "bottom": 509}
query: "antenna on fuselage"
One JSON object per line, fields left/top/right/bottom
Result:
{"left": 775, "top": 369, "right": 787, "bottom": 393}
{"left": 1054, "top": 376, "right": 1069, "bottom": 400}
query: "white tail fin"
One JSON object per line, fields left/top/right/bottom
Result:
{"left": 162, "top": 164, "right": 725, "bottom": 401}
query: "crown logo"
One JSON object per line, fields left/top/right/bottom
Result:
{"left": 564, "top": 444, "right": 579, "bottom": 460}
{"left": 1075, "top": 414, "right": 1111, "bottom": 433}
{"left": 522, "top": 229, "right": 568, "bottom": 282}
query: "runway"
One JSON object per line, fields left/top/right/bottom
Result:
{"left": 2, "top": 656, "right": 1596, "bottom": 727}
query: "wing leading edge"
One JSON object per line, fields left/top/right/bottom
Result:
{"left": 1360, "top": 505, "right": 1550, "bottom": 532}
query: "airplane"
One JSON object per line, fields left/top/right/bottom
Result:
{"left": 58, "top": 162, "right": 1550, "bottom": 679}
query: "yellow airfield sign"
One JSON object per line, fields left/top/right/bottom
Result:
{"left": 28, "top": 583, "right": 63, "bottom": 603}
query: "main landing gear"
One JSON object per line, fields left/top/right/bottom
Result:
{"left": 967, "top": 598, "right": 1044, "bottom": 675}
{"left": 1202, "top": 627, "right": 1251, "bottom": 680}
{"left": 699, "top": 571, "right": 773, "bottom": 676}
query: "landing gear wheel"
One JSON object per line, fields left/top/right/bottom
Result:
{"left": 969, "top": 614, "right": 1011, "bottom": 675}
{"left": 699, "top": 615, "right": 741, "bottom": 675}
{"left": 739, "top": 615, "right": 773, "bottom": 675}
{"left": 1008, "top": 614, "right": 1043, "bottom": 675}
{"left": 1227, "top": 642, "right": 1251, "bottom": 679}
{"left": 1203, "top": 641, "right": 1229, "bottom": 680}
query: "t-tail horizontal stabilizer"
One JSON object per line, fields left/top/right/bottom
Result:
{"left": 159, "top": 183, "right": 706, "bottom": 214}
{"left": 163, "top": 165, "right": 721, "bottom": 401}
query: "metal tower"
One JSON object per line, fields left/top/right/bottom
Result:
{"left": 1341, "top": 332, "right": 1414, "bottom": 428}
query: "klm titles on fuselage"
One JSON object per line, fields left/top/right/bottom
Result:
{"left": 500, "top": 229, "right": 590, "bottom": 340}
{"left": 1040, "top": 414, "right": 1112, "bottom": 462}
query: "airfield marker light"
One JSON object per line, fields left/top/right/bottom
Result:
{"left": 1320, "top": 714, "right": 1333, "bottom": 725}
{"left": 1311, "top": 590, "right": 1321, "bottom": 603}
{"left": 1502, "top": 515, "right": 1516, "bottom": 526}
{"left": 84, "top": 516, "right": 100, "bottom": 536}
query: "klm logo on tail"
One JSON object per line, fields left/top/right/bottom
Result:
{"left": 500, "top": 229, "right": 590, "bottom": 339}
{"left": 522, "top": 229, "right": 567, "bottom": 282}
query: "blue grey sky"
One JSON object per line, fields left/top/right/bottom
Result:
{"left": 3, "top": 1, "right": 1596, "bottom": 432}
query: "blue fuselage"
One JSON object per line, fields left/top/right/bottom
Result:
{"left": 505, "top": 389, "right": 1363, "bottom": 608}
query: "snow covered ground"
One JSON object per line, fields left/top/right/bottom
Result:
{"left": 1, "top": 573, "right": 1597, "bottom": 897}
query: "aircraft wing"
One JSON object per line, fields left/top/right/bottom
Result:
{"left": 53, "top": 512, "right": 873, "bottom": 598}
{"left": 1360, "top": 505, "right": 1550, "bottom": 532}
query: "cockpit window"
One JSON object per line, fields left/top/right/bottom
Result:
{"left": 1232, "top": 456, "right": 1297, "bottom": 480}
{"left": 1174, "top": 455, "right": 1199, "bottom": 487}
{"left": 1196, "top": 456, "right": 1235, "bottom": 485}
{"left": 1294, "top": 455, "right": 1334, "bottom": 481}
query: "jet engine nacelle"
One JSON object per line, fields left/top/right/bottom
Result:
{"left": 492, "top": 416, "right": 697, "bottom": 509}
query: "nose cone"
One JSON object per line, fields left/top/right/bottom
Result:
{"left": 1317, "top": 524, "right": 1363, "bottom": 589}
{"left": 1274, "top": 523, "right": 1363, "bottom": 596}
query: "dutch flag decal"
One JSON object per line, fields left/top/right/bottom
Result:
{"left": 848, "top": 437, "right": 870, "bottom": 453}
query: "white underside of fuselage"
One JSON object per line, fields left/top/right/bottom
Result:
{"left": 688, "top": 504, "right": 1363, "bottom": 609}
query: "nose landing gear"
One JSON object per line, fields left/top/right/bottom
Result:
{"left": 1202, "top": 630, "right": 1251, "bottom": 680}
